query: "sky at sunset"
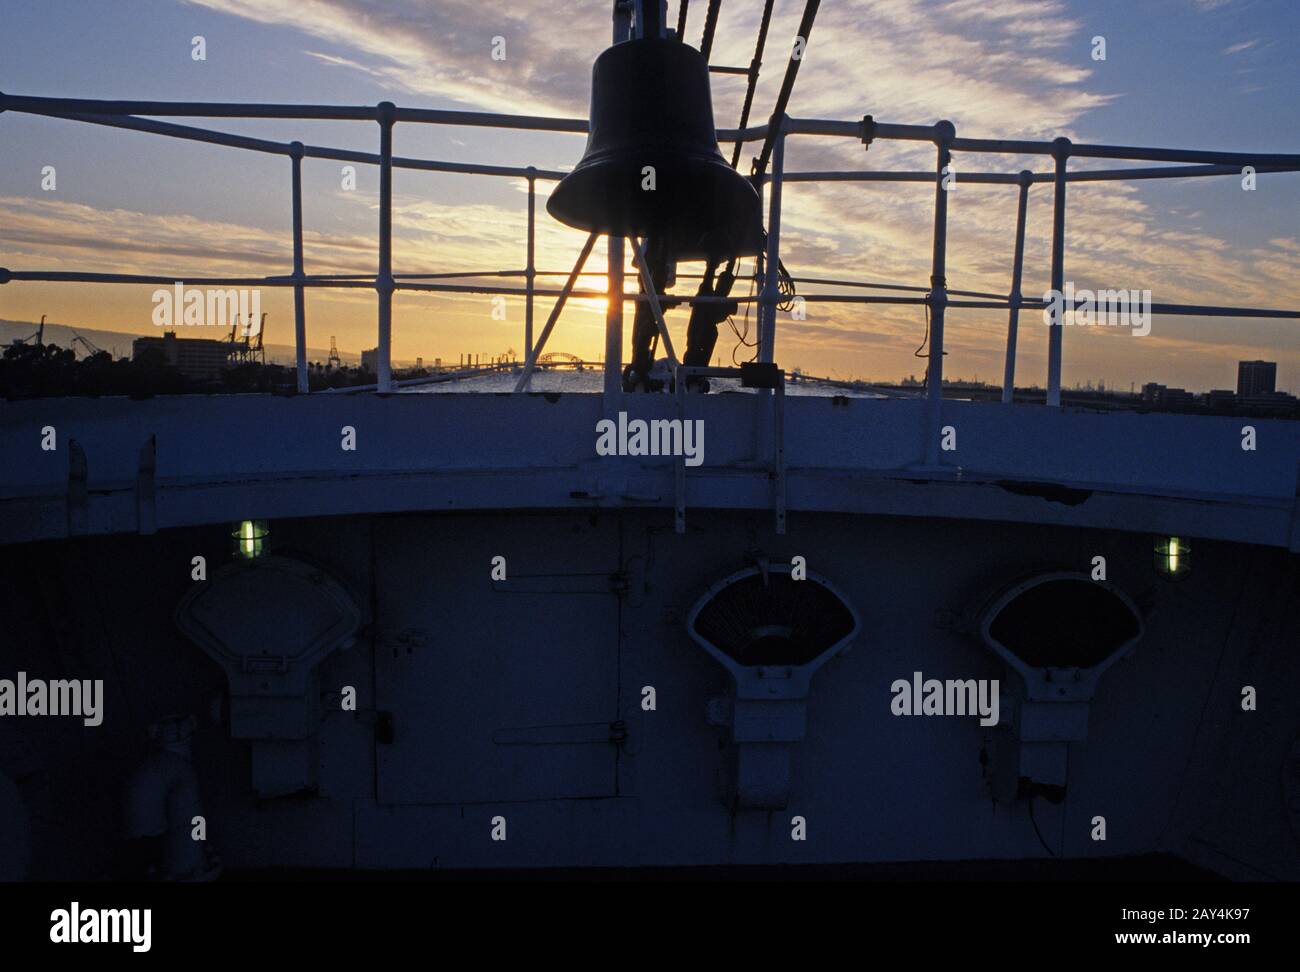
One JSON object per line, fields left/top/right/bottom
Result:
{"left": 1, "top": 0, "right": 1297, "bottom": 391}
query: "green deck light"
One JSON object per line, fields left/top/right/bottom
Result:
{"left": 232, "top": 519, "right": 269, "bottom": 559}
{"left": 1154, "top": 536, "right": 1190, "bottom": 578}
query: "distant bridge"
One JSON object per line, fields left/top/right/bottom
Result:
{"left": 537, "top": 352, "right": 585, "bottom": 365}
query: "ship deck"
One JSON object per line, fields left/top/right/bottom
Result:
{"left": 3, "top": 391, "right": 1297, "bottom": 550}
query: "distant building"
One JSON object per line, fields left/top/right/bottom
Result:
{"left": 1140, "top": 382, "right": 1194, "bottom": 407}
{"left": 1137, "top": 376, "right": 1297, "bottom": 418}
{"left": 1237, "top": 360, "right": 1276, "bottom": 397}
{"left": 360, "top": 347, "right": 379, "bottom": 373}
{"left": 132, "top": 331, "right": 230, "bottom": 380}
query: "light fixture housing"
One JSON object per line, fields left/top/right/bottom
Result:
{"left": 232, "top": 520, "right": 269, "bottom": 560}
{"left": 1154, "top": 536, "right": 1190, "bottom": 578}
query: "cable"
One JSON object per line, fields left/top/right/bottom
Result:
{"left": 729, "top": 258, "right": 759, "bottom": 365}
{"left": 913, "top": 297, "right": 948, "bottom": 360}
{"left": 913, "top": 300, "right": 931, "bottom": 357}
{"left": 776, "top": 259, "right": 796, "bottom": 311}
{"left": 1028, "top": 796, "right": 1057, "bottom": 857}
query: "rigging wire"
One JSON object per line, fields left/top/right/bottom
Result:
{"left": 729, "top": 0, "right": 776, "bottom": 169}
{"left": 700, "top": 0, "right": 723, "bottom": 60}
{"left": 751, "top": 0, "right": 821, "bottom": 180}
{"left": 676, "top": 0, "right": 689, "bottom": 38}
{"left": 721, "top": 0, "right": 817, "bottom": 305}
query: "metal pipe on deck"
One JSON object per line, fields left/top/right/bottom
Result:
{"left": 290, "top": 141, "right": 308, "bottom": 394}
{"left": 604, "top": 238, "right": 625, "bottom": 409}
{"left": 376, "top": 103, "right": 395, "bottom": 393}
{"left": 630, "top": 238, "right": 679, "bottom": 366}
{"left": 526, "top": 168, "right": 536, "bottom": 362}
{"left": 1002, "top": 171, "right": 1031, "bottom": 404}
{"left": 1047, "top": 138, "right": 1070, "bottom": 407}
{"left": 924, "top": 122, "right": 954, "bottom": 464}
{"left": 602, "top": 0, "right": 631, "bottom": 415}
{"left": 758, "top": 118, "right": 786, "bottom": 364}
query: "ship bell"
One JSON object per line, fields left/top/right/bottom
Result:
{"left": 547, "top": 38, "right": 764, "bottom": 262}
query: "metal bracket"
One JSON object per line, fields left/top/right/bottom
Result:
{"left": 774, "top": 378, "right": 786, "bottom": 534}
{"left": 861, "top": 113, "right": 876, "bottom": 150}
{"left": 66, "top": 439, "right": 87, "bottom": 537}
{"left": 672, "top": 364, "right": 787, "bottom": 535}
{"left": 675, "top": 369, "right": 686, "bottom": 534}
{"left": 136, "top": 434, "right": 157, "bottom": 535}
{"left": 1289, "top": 460, "right": 1300, "bottom": 552}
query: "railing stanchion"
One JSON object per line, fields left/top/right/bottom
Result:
{"left": 602, "top": 0, "right": 631, "bottom": 415}
{"left": 604, "top": 236, "right": 624, "bottom": 411}
{"left": 377, "top": 102, "right": 396, "bottom": 393}
{"left": 290, "top": 141, "right": 308, "bottom": 393}
{"left": 525, "top": 167, "right": 536, "bottom": 368}
{"left": 1047, "top": 137, "right": 1071, "bottom": 407}
{"left": 758, "top": 115, "right": 785, "bottom": 366}
{"left": 1002, "top": 169, "right": 1031, "bottom": 404}
{"left": 924, "top": 121, "right": 954, "bottom": 465}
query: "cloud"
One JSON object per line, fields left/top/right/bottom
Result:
{"left": 181, "top": 0, "right": 607, "bottom": 116}
{"left": 302, "top": 50, "right": 384, "bottom": 76}
{"left": 1222, "top": 39, "right": 1258, "bottom": 55}
{"left": 182, "top": 0, "right": 1113, "bottom": 138}
{"left": 0, "top": 194, "right": 371, "bottom": 276}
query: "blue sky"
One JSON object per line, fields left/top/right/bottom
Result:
{"left": 1, "top": 0, "right": 1297, "bottom": 391}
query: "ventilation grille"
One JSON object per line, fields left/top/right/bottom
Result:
{"left": 988, "top": 578, "right": 1140, "bottom": 669}
{"left": 692, "top": 571, "right": 856, "bottom": 667}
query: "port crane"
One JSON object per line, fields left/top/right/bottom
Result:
{"left": 227, "top": 314, "right": 267, "bottom": 365}
{"left": 70, "top": 331, "right": 107, "bottom": 358}
{"left": 8, "top": 314, "right": 46, "bottom": 349}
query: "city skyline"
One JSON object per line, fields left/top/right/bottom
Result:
{"left": 2, "top": 314, "right": 1290, "bottom": 396}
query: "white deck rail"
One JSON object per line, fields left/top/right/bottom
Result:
{"left": 2, "top": 89, "right": 1298, "bottom": 421}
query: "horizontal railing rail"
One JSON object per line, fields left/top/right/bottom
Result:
{"left": 2, "top": 89, "right": 1297, "bottom": 428}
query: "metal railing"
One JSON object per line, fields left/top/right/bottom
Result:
{"left": 2, "top": 89, "right": 1298, "bottom": 425}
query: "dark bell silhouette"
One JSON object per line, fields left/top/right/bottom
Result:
{"left": 547, "top": 38, "right": 764, "bottom": 263}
